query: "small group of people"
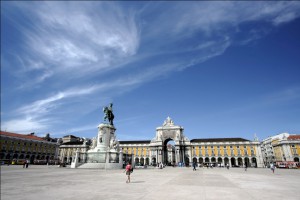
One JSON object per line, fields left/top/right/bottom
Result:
{"left": 157, "top": 162, "right": 164, "bottom": 169}
{"left": 206, "top": 163, "right": 214, "bottom": 169}
{"left": 23, "top": 160, "right": 29, "bottom": 168}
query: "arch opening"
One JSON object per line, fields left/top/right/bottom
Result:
{"left": 163, "top": 139, "right": 175, "bottom": 166}
{"left": 237, "top": 157, "right": 243, "bottom": 167}
{"left": 244, "top": 157, "right": 250, "bottom": 167}
{"left": 199, "top": 157, "right": 204, "bottom": 165}
{"left": 217, "top": 157, "right": 223, "bottom": 167}
{"left": 211, "top": 157, "right": 216, "bottom": 167}
{"left": 231, "top": 157, "right": 236, "bottom": 167}
{"left": 151, "top": 157, "right": 156, "bottom": 166}
{"left": 251, "top": 157, "right": 257, "bottom": 168}
{"left": 135, "top": 157, "right": 139, "bottom": 165}
{"left": 140, "top": 157, "right": 145, "bottom": 166}
{"left": 145, "top": 157, "right": 150, "bottom": 165}
{"left": 224, "top": 157, "right": 229, "bottom": 165}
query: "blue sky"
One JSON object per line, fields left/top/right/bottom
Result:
{"left": 1, "top": 1, "right": 300, "bottom": 141}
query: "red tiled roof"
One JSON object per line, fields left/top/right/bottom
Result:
{"left": 287, "top": 135, "right": 300, "bottom": 140}
{"left": 0, "top": 131, "right": 45, "bottom": 141}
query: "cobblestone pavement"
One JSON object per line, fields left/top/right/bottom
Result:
{"left": 1, "top": 165, "right": 300, "bottom": 200}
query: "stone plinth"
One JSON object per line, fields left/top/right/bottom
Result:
{"left": 71, "top": 123, "right": 122, "bottom": 169}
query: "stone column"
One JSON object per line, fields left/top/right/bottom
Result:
{"left": 83, "top": 153, "right": 86, "bottom": 163}
{"left": 187, "top": 147, "right": 192, "bottom": 166}
{"left": 255, "top": 144, "right": 264, "bottom": 167}
{"left": 156, "top": 148, "right": 159, "bottom": 164}
{"left": 175, "top": 147, "right": 180, "bottom": 164}
{"left": 119, "top": 150, "right": 123, "bottom": 167}
{"left": 158, "top": 147, "right": 162, "bottom": 163}
{"left": 181, "top": 147, "right": 185, "bottom": 164}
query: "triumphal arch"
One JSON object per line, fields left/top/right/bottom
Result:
{"left": 149, "top": 117, "right": 191, "bottom": 165}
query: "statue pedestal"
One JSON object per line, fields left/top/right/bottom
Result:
{"left": 75, "top": 123, "right": 122, "bottom": 169}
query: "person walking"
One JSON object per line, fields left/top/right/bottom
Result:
{"left": 193, "top": 162, "right": 197, "bottom": 171}
{"left": 270, "top": 163, "right": 275, "bottom": 173}
{"left": 124, "top": 162, "right": 132, "bottom": 183}
{"left": 244, "top": 163, "right": 247, "bottom": 171}
{"left": 23, "top": 160, "right": 27, "bottom": 168}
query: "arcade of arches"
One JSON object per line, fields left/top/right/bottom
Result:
{"left": 0, "top": 131, "right": 58, "bottom": 164}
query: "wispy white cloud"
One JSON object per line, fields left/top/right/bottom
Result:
{"left": 204, "top": 86, "right": 300, "bottom": 120}
{"left": 1, "top": 118, "right": 50, "bottom": 134}
{"left": 2, "top": 68, "right": 175, "bottom": 133}
{"left": 64, "top": 124, "right": 98, "bottom": 136}
{"left": 20, "top": 1, "right": 140, "bottom": 77}
{"left": 16, "top": 84, "right": 109, "bottom": 118}
{"left": 17, "top": 69, "right": 53, "bottom": 90}
{"left": 171, "top": 1, "right": 300, "bottom": 35}
{"left": 262, "top": 87, "right": 300, "bottom": 104}
{"left": 17, "top": 92, "right": 65, "bottom": 117}
{"left": 125, "top": 1, "right": 300, "bottom": 81}
{"left": 273, "top": 12, "right": 298, "bottom": 26}
{"left": 2, "top": 1, "right": 141, "bottom": 93}
{"left": 16, "top": 65, "right": 179, "bottom": 116}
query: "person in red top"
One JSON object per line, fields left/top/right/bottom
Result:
{"left": 124, "top": 162, "right": 132, "bottom": 183}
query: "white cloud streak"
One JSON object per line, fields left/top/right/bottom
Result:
{"left": 1, "top": 118, "right": 50, "bottom": 134}
{"left": 2, "top": 67, "right": 173, "bottom": 133}
{"left": 21, "top": 1, "right": 140, "bottom": 76}
{"left": 172, "top": 1, "right": 300, "bottom": 35}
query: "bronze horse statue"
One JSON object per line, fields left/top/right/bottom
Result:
{"left": 103, "top": 103, "right": 114, "bottom": 125}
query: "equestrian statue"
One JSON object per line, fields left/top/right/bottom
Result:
{"left": 103, "top": 103, "right": 114, "bottom": 126}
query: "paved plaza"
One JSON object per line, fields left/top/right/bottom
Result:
{"left": 1, "top": 165, "right": 300, "bottom": 200}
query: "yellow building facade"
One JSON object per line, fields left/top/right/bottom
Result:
{"left": 119, "top": 117, "right": 263, "bottom": 167}
{"left": 0, "top": 131, "right": 58, "bottom": 164}
{"left": 261, "top": 133, "right": 300, "bottom": 167}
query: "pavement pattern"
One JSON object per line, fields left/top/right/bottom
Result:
{"left": 1, "top": 165, "right": 300, "bottom": 200}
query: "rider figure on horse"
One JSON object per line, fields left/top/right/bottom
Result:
{"left": 103, "top": 103, "right": 114, "bottom": 126}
